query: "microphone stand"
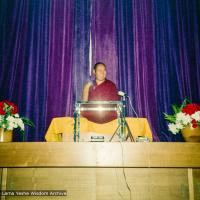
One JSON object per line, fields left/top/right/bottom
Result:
{"left": 109, "top": 96, "right": 135, "bottom": 142}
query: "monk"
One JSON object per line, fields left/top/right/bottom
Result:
{"left": 81, "top": 62, "right": 119, "bottom": 123}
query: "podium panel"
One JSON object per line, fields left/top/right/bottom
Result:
{"left": 0, "top": 142, "right": 200, "bottom": 200}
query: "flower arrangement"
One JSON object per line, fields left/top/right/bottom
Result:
{"left": 0, "top": 101, "right": 34, "bottom": 134}
{"left": 164, "top": 98, "right": 200, "bottom": 134}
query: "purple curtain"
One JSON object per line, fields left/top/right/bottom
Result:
{"left": 0, "top": 0, "right": 74, "bottom": 141}
{"left": 115, "top": 0, "right": 159, "bottom": 141}
{"left": 73, "top": 0, "right": 91, "bottom": 101}
{"left": 0, "top": 0, "right": 200, "bottom": 141}
{"left": 154, "top": 0, "right": 200, "bottom": 141}
{"left": 91, "top": 0, "right": 117, "bottom": 83}
{"left": 46, "top": 0, "right": 74, "bottom": 127}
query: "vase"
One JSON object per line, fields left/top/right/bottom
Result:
{"left": 181, "top": 125, "right": 200, "bottom": 142}
{"left": 0, "top": 128, "right": 13, "bottom": 142}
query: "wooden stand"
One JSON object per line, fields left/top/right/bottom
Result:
{"left": 0, "top": 142, "right": 200, "bottom": 200}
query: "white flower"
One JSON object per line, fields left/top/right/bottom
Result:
{"left": 182, "top": 114, "right": 192, "bottom": 125}
{"left": 176, "top": 112, "right": 187, "bottom": 122}
{"left": 176, "top": 112, "right": 192, "bottom": 125}
{"left": 7, "top": 122, "right": 15, "bottom": 131}
{"left": 5, "top": 115, "right": 25, "bottom": 131}
{"left": 19, "top": 123, "right": 24, "bottom": 131}
{"left": 0, "top": 115, "right": 3, "bottom": 122}
{"left": 6, "top": 116, "right": 15, "bottom": 123}
{"left": 7, "top": 118, "right": 17, "bottom": 131}
{"left": 168, "top": 123, "right": 179, "bottom": 134}
{"left": 22, "top": 125, "right": 25, "bottom": 131}
{"left": 14, "top": 114, "right": 19, "bottom": 118}
{"left": 176, "top": 123, "right": 184, "bottom": 130}
{"left": 191, "top": 111, "right": 200, "bottom": 122}
{"left": 15, "top": 118, "right": 24, "bottom": 131}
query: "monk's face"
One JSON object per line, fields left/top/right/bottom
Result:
{"left": 93, "top": 64, "right": 107, "bottom": 81}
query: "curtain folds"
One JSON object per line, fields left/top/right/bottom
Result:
{"left": 0, "top": 0, "right": 199, "bottom": 141}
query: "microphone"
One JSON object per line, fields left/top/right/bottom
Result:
{"left": 118, "top": 91, "right": 129, "bottom": 97}
{"left": 118, "top": 91, "right": 139, "bottom": 118}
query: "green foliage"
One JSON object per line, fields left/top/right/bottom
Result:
{"left": 163, "top": 97, "right": 191, "bottom": 123}
{"left": 21, "top": 117, "right": 35, "bottom": 127}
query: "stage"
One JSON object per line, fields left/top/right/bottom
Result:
{"left": 0, "top": 142, "right": 200, "bottom": 200}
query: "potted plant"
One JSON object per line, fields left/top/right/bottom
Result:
{"left": 0, "top": 100, "right": 34, "bottom": 142}
{"left": 164, "top": 98, "right": 200, "bottom": 142}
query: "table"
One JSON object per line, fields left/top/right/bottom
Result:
{"left": 45, "top": 117, "right": 153, "bottom": 142}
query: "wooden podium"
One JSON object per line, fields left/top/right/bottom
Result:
{"left": 0, "top": 142, "right": 200, "bottom": 200}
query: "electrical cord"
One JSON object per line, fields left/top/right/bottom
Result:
{"left": 127, "top": 96, "right": 138, "bottom": 118}
{"left": 120, "top": 141, "right": 132, "bottom": 200}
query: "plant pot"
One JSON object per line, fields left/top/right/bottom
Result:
{"left": 181, "top": 125, "right": 200, "bottom": 142}
{"left": 0, "top": 128, "right": 13, "bottom": 142}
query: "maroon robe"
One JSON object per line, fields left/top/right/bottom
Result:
{"left": 88, "top": 79, "right": 119, "bottom": 101}
{"left": 82, "top": 79, "right": 119, "bottom": 123}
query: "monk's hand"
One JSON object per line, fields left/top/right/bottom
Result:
{"left": 86, "top": 81, "right": 93, "bottom": 87}
{"left": 82, "top": 81, "right": 93, "bottom": 101}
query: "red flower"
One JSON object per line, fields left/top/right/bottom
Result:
{"left": 0, "top": 102, "right": 6, "bottom": 115}
{"left": 191, "top": 119, "right": 198, "bottom": 128}
{"left": 0, "top": 101, "right": 18, "bottom": 115}
{"left": 182, "top": 104, "right": 200, "bottom": 115}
